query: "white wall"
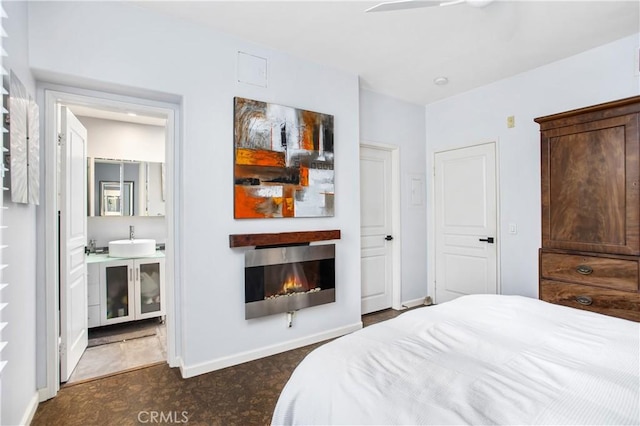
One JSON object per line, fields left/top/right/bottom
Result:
{"left": 425, "top": 33, "right": 640, "bottom": 300}
{"left": 87, "top": 216, "right": 166, "bottom": 248}
{"left": 79, "top": 116, "right": 165, "bottom": 163}
{"left": 1, "top": 2, "right": 39, "bottom": 425}
{"left": 359, "top": 90, "right": 427, "bottom": 303}
{"left": 28, "top": 1, "right": 361, "bottom": 380}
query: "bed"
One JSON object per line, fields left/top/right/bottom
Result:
{"left": 272, "top": 294, "right": 640, "bottom": 425}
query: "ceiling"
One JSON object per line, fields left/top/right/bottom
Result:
{"left": 132, "top": 1, "right": 639, "bottom": 105}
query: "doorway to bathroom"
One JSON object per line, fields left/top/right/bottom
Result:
{"left": 41, "top": 86, "right": 180, "bottom": 397}
{"left": 69, "top": 102, "right": 167, "bottom": 384}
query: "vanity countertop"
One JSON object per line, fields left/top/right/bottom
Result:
{"left": 86, "top": 250, "right": 165, "bottom": 264}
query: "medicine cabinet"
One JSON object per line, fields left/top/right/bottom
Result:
{"left": 88, "top": 158, "right": 165, "bottom": 217}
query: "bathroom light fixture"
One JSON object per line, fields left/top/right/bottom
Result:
{"left": 126, "top": 112, "right": 137, "bottom": 116}
{"left": 433, "top": 76, "right": 449, "bottom": 86}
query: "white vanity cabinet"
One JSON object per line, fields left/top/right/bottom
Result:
{"left": 87, "top": 262, "right": 102, "bottom": 328}
{"left": 87, "top": 253, "right": 165, "bottom": 327}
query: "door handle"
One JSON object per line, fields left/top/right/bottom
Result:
{"left": 479, "top": 237, "right": 495, "bottom": 244}
{"left": 385, "top": 235, "right": 393, "bottom": 241}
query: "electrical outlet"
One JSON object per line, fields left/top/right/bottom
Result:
{"left": 507, "top": 115, "right": 515, "bottom": 128}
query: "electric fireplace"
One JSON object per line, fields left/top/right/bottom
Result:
{"left": 244, "top": 244, "right": 335, "bottom": 319}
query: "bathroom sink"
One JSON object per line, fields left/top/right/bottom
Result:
{"left": 108, "top": 239, "right": 156, "bottom": 258}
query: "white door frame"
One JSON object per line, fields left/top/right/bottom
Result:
{"left": 38, "top": 84, "right": 181, "bottom": 400}
{"left": 428, "top": 141, "right": 501, "bottom": 301}
{"left": 360, "top": 142, "right": 402, "bottom": 311}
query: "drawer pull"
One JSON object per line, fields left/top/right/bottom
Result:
{"left": 576, "top": 265, "right": 593, "bottom": 275}
{"left": 575, "top": 295, "right": 593, "bottom": 306}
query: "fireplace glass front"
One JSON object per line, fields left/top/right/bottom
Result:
{"left": 245, "top": 244, "right": 335, "bottom": 319}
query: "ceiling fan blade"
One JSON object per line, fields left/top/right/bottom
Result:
{"left": 465, "top": 0, "right": 495, "bottom": 8}
{"left": 440, "top": 0, "right": 467, "bottom": 6}
{"left": 365, "top": 0, "right": 444, "bottom": 13}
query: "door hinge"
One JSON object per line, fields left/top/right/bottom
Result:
{"left": 57, "top": 133, "right": 64, "bottom": 146}
{"left": 59, "top": 340, "right": 66, "bottom": 358}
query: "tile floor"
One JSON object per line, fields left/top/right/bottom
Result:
{"left": 67, "top": 320, "right": 166, "bottom": 384}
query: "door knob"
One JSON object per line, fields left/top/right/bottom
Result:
{"left": 385, "top": 235, "right": 393, "bottom": 241}
{"left": 478, "top": 237, "right": 495, "bottom": 243}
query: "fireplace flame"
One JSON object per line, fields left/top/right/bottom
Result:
{"left": 282, "top": 274, "right": 306, "bottom": 294}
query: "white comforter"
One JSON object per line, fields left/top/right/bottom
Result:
{"left": 272, "top": 295, "right": 640, "bottom": 425}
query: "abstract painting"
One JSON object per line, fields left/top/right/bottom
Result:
{"left": 234, "top": 97, "right": 334, "bottom": 219}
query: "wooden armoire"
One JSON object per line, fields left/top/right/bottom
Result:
{"left": 536, "top": 96, "right": 640, "bottom": 322}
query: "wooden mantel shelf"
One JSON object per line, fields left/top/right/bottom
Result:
{"left": 229, "top": 230, "right": 341, "bottom": 248}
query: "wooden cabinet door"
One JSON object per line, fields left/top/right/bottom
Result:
{"left": 541, "top": 113, "right": 639, "bottom": 254}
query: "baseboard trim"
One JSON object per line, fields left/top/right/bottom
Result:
{"left": 38, "top": 385, "right": 55, "bottom": 402}
{"left": 20, "top": 391, "right": 40, "bottom": 426}
{"left": 401, "top": 297, "right": 427, "bottom": 309}
{"left": 179, "top": 322, "right": 362, "bottom": 379}
{"left": 169, "top": 355, "right": 182, "bottom": 369}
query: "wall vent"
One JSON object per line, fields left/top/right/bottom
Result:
{"left": 237, "top": 51, "right": 267, "bottom": 88}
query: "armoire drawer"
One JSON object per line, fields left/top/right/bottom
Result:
{"left": 540, "top": 280, "right": 640, "bottom": 321}
{"left": 540, "top": 252, "right": 639, "bottom": 292}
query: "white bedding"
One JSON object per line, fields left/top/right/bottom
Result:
{"left": 272, "top": 295, "right": 640, "bottom": 425}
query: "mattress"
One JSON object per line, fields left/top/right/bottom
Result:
{"left": 272, "top": 294, "right": 640, "bottom": 425}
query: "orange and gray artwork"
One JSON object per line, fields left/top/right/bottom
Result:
{"left": 233, "top": 97, "right": 334, "bottom": 218}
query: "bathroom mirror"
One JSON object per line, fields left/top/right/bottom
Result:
{"left": 88, "top": 158, "right": 165, "bottom": 217}
{"left": 100, "top": 181, "right": 133, "bottom": 216}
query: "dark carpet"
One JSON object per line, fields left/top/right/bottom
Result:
{"left": 32, "top": 308, "right": 408, "bottom": 426}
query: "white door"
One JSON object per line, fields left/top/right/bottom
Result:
{"left": 435, "top": 143, "right": 497, "bottom": 304}
{"left": 59, "top": 106, "right": 89, "bottom": 382}
{"left": 360, "top": 145, "right": 394, "bottom": 314}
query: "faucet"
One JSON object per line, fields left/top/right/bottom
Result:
{"left": 129, "top": 225, "right": 135, "bottom": 240}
